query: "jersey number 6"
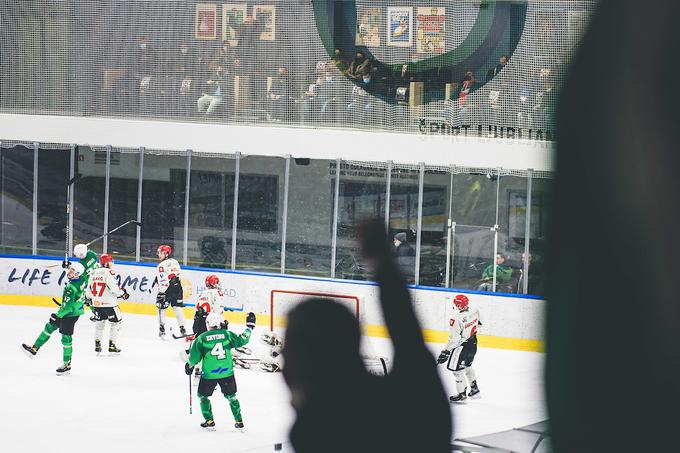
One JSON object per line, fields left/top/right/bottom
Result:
{"left": 90, "top": 282, "right": 106, "bottom": 297}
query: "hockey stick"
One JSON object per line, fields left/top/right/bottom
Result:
{"left": 52, "top": 297, "right": 61, "bottom": 306}
{"left": 189, "top": 373, "right": 193, "bottom": 415}
{"left": 85, "top": 220, "right": 142, "bottom": 247}
{"left": 64, "top": 174, "right": 82, "bottom": 263}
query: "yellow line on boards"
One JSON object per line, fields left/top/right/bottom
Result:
{"left": 0, "top": 295, "right": 544, "bottom": 352}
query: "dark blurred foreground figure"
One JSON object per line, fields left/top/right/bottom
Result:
{"left": 547, "top": 1, "right": 680, "bottom": 452}
{"left": 283, "top": 219, "right": 451, "bottom": 453}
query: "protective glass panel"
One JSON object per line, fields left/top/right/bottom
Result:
{"left": 418, "top": 168, "right": 451, "bottom": 287}
{"left": 335, "top": 163, "right": 387, "bottom": 281}
{"left": 234, "top": 155, "right": 283, "bottom": 272}
{"left": 450, "top": 172, "right": 498, "bottom": 290}
{"left": 527, "top": 176, "right": 550, "bottom": 296}
{"left": 36, "top": 148, "right": 70, "bottom": 256}
{"left": 389, "top": 167, "right": 420, "bottom": 284}
{"left": 73, "top": 146, "right": 105, "bottom": 255}
{"left": 187, "top": 155, "right": 236, "bottom": 269}
{"left": 497, "top": 175, "right": 529, "bottom": 294}
{"left": 0, "top": 145, "right": 34, "bottom": 254}
{"left": 107, "top": 149, "right": 142, "bottom": 261}
{"left": 139, "top": 153, "right": 187, "bottom": 263}
{"left": 286, "top": 159, "right": 334, "bottom": 277}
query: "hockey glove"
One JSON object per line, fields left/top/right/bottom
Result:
{"left": 437, "top": 350, "right": 451, "bottom": 364}
{"left": 48, "top": 313, "right": 60, "bottom": 327}
{"left": 194, "top": 306, "right": 206, "bottom": 319}
{"left": 184, "top": 362, "right": 194, "bottom": 375}
{"left": 61, "top": 260, "right": 71, "bottom": 269}
{"left": 121, "top": 289, "right": 130, "bottom": 300}
{"left": 155, "top": 294, "right": 169, "bottom": 309}
{"left": 246, "top": 312, "right": 256, "bottom": 329}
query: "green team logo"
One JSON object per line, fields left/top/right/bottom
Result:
{"left": 312, "top": 0, "right": 528, "bottom": 104}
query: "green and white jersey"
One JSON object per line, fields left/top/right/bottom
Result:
{"left": 56, "top": 278, "right": 86, "bottom": 318}
{"left": 188, "top": 328, "right": 252, "bottom": 379}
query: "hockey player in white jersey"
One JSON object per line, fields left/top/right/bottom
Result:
{"left": 192, "top": 274, "right": 225, "bottom": 337}
{"left": 437, "top": 294, "right": 482, "bottom": 403}
{"left": 155, "top": 244, "right": 188, "bottom": 338}
{"left": 88, "top": 254, "right": 129, "bottom": 354}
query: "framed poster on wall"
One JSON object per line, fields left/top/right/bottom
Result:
{"left": 416, "top": 6, "right": 445, "bottom": 54}
{"left": 222, "top": 3, "right": 247, "bottom": 46}
{"left": 253, "top": 5, "right": 276, "bottom": 41}
{"left": 356, "top": 7, "right": 381, "bottom": 47}
{"left": 387, "top": 6, "right": 413, "bottom": 47}
{"left": 195, "top": 3, "right": 217, "bottom": 40}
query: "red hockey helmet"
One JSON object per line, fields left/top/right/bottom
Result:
{"left": 205, "top": 274, "right": 220, "bottom": 288}
{"left": 453, "top": 294, "right": 469, "bottom": 311}
{"left": 157, "top": 245, "right": 172, "bottom": 257}
{"left": 99, "top": 254, "right": 114, "bottom": 267}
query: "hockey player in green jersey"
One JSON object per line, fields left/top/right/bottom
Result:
{"left": 185, "top": 311, "right": 257, "bottom": 431}
{"left": 71, "top": 243, "right": 98, "bottom": 310}
{"left": 21, "top": 262, "right": 86, "bottom": 375}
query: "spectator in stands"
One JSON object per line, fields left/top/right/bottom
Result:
{"left": 303, "top": 72, "right": 339, "bottom": 123}
{"left": 197, "top": 64, "right": 224, "bottom": 115}
{"left": 331, "top": 47, "right": 349, "bottom": 75}
{"left": 346, "top": 72, "right": 375, "bottom": 125}
{"left": 268, "top": 65, "right": 291, "bottom": 121}
{"left": 517, "top": 252, "right": 543, "bottom": 295}
{"left": 486, "top": 54, "right": 509, "bottom": 82}
{"left": 282, "top": 219, "right": 451, "bottom": 453}
{"left": 347, "top": 50, "right": 370, "bottom": 80}
{"left": 533, "top": 67, "right": 557, "bottom": 131}
{"left": 393, "top": 232, "right": 416, "bottom": 281}
{"left": 447, "top": 71, "right": 478, "bottom": 127}
{"left": 175, "top": 42, "right": 197, "bottom": 116}
{"left": 478, "top": 253, "right": 513, "bottom": 292}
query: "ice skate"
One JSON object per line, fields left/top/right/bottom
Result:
{"left": 159, "top": 324, "right": 167, "bottom": 340}
{"left": 449, "top": 391, "right": 467, "bottom": 404}
{"left": 179, "top": 325, "right": 186, "bottom": 336}
{"left": 21, "top": 343, "right": 38, "bottom": 358}
{"left": 108, "top": 341, "right": 121, "bottom": 354}
{"left": 468, "top": 381, "right": 481, "bottom": 399}
{"left": 234, "top": 421, "right": 245, "bottom": 432}
{"left": 95, "top": 340, "right": 102, "bottom": 355}
{"left": 200, "top": 420, "right": 216, "bottom": 431}
{"left": 56, "top": 362, "right": 71, "bottom": 375}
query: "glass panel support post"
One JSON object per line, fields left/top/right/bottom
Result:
{"left": 415, "top": 162, "right": 425, "bottom": 285}
{"left": 231, "top": 152, "right": 240, "bottom": 270}
{"left": 183, "top": 150, "right": 192, "bottom": 266}
{"left": 330, "top": 157, "right": 341, "bottom": 279}
{"left": 280, "top": 155, "right": 291, "bottom": 274}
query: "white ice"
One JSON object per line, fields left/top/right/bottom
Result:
{"left": 1, "top": 305, "right": 546, "bottom": 452}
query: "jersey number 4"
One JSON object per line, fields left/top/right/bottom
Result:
{"left": 90, "top": 282, "right": 106, "bottom": 297}
{"left": 210, "top": 343, "right": 226, "bottom": 360}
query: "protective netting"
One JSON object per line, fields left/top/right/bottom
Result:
{"left": 0, "top": 0, "right": 595, "bottom": 140}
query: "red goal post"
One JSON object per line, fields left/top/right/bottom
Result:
{"left": 269, "top": 290, "right": 361, "bottom": 332}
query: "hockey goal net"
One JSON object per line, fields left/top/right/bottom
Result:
{"left": 269, "top": 289, "right": 361, "bottom": 333}
{"left": 268, "top": 289, "right": 388, "bottom": 375}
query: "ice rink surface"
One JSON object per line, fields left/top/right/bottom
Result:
{"left": 1, "top": 305, "right": 546, "bottom": 452}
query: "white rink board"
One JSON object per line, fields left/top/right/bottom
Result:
{"left": 0, "top": 256, "right": 545, "bottom": 343}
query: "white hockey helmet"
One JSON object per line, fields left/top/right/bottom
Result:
{"left": 206, "top": 312, "right": 224, "bottom": 330}
{"left": 73, "top": 243, "right": 88, "bottom": 259}
{"left": 68, "top": 262, "right": 85, "bottom": 278}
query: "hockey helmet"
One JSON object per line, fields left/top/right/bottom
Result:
{"left": 100, "top": 254, "right": 114, "bottom": 267}
{"left": 206, "top": 312, "right": 224, "bottom": 330}
{"left": 157, "top": 244, "right": 172, "bottom": 257}
{"left": 68, "top": 262, "right": 85, "bottom": 278}
{"left": 73, "top": 243, "right": 88, "bottom": 259}
{"left": 205, "top": 274, "right": 220, "bottom": 288}
{"left": 453, "top": 294, "right": 469, "bottom": 311}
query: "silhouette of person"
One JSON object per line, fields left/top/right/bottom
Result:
{"left": 282, "top": 218, "right": 451, "bottom": 453}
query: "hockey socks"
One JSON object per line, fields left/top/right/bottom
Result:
{"left": 33, "top": 322, "right": 57, "bottom": 349}
{"left": 199, "top": 395, "right": 214, "bottom": 421}
{"left": 198, "top": 394, "right": 243, "bottom": 424}
{"left": 62, "top": 334, "right": 73, "bottom": 363}
{"left": 226, "top": 393, "right": 242, "bottom": 423}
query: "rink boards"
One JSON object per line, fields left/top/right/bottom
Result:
{"left": 0, "top": 255, "right": 545, "bottom": 351}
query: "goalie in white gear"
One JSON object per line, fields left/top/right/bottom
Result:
{"left": 259, "top": 331, "right": 283, "bottom": 372}
{"left": 155, "top": 244, "right": 187, "bottom": 338}
{"left": 437, "top": 294, "right": 482, "bottom": 403}
{"left": 88, "top": 254, "right": 129, "bottom": 354}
